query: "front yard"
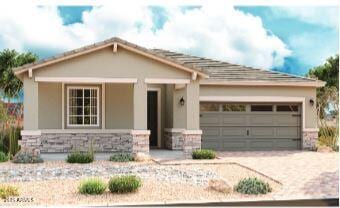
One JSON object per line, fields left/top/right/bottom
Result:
{"left": 0, "top": 160, "right": 280, "bottom": 206}
{"left": 0, "top": 150, "right": 338, "bottom": 206}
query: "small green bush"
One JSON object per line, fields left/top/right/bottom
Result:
{"left": 66, "top": 151, "right": 94, "bottom": 163}
{"left": 0, "top": 185, "right": 19, "bottom": 199}
{"left": 0, "top": 151, "right": 9, "bottom": 162}
{"left": 108, "top": 175, "right": 142, "bottom": 194}
{"left": 12, "top": 150, "right": 43, "bottom": 164}
{"left": 234, "top": 177, "right": 272, "bottom": 195}
{"left": 192, "top": 149, "right": 216, "bottom": 159}
{"left": 78, "top": 178, "right": 107, "bottom": 195}
{"left": 109, "top": 153, "right": 134, "bottom": 162}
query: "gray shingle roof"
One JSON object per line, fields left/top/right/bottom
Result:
{"left": 13, "top": 36, "right": 319, "bottom": 84}
{"left": 151, "top": 49, "right": 317, "bottom": 82}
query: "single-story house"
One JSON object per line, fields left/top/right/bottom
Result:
{"left": 13, "top": 37, "right": 325, "bottom": 157}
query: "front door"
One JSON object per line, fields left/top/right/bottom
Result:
{"left": 147, "top": 91, "right": 158, "bottom": 147}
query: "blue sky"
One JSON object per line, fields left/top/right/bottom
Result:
{"left": 0, "top": 5, "right": 338, "bottom": 78}
{"left": 58, "top": 6, "right": 338, "bottom": 75}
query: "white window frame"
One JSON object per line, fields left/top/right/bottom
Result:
{"left": 67, "top": 86, "right": 100, "bottom": 127}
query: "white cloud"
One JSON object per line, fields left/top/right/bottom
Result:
{"left": 271, "top": 7, "right": 339, "bottom": 29}
{"left": 0, "top": 5, "right": 291, "bottom": 69}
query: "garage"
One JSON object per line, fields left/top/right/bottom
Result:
{"left": 200, "top": 103, "right": 301, "bottom": 151}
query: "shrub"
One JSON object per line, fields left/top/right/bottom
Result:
{"left": 0, "top": 185, "right": 19, "bottom": 199}
{"left": 78, "top": 178, "right": 107, "bottom": 195}
{"left": 109, "top": 153, "right": 134, "bottom": 162}
{"left": 318, "top": 126, "right": 338, "bottom": 151}
{"left": 66, "top": 151, "right": 94, "bottom": 164}
{"left": 234, "top": 177, "right": 272, "bottom": 195}
{"left": 0, "top": 127, "right": 21, "bottom": 156}
{"left": 108, "top": 175, "right": 142, "bottom": 194}
{"left": 0, "top": 151, "right": 9, "bottom": 162}
{"left": 12, "top": 149, "right": 43, "bottom": 164}
{"left": 192, "top": 149, "right": 216, "bottom": 159}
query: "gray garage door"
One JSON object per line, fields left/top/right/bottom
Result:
{"left": 200, "top": 103, "right": 301, "bottom": 151}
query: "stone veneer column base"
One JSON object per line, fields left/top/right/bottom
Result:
{"left": 302, "top": 129, "right": 319, "bottom": 150}
{"left": 182, "top": 130, "right": 202, "bottom": 159}
{"left": 131, "top": 130, "right": 150, "bottom": 154}
{"left": 164, "top": 129, "right": 184, "bottom": 150}
{"left": 20, "top": 133, "right": 42, "bottom": 154}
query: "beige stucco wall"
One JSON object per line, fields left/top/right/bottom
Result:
{"left": 34, "top": 47, "right": 190, "bottom": 79}
{"left": 165, "top": 85, "right": 174, "bottom": 128}
{"left": 105, "top": 83, "right": 133, "bottom": 129}
{"left": 200, "top": 85, "right": 317, "bottom": 128}
{"left": 38, "top": 83, "right": 62, "bottom": 129}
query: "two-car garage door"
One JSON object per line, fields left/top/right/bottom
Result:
{"left": 200, "top": 103, "right": 301, "bottom": 151}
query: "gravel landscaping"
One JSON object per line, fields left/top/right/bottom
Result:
{"left": 0, "top": 161, "right": 281, "bottom": 206}
{"left": 0, "top": 161, "right": 219, "bottom": 186}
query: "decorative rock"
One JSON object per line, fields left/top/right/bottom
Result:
{"left": 134, "top": 153, "right": 151, "bottom": 162}
{"left": 317, "top": 145, "right": 334, "bottom": 153}
{"left": 208, "top": 179, "right": 233, "bottom": 193}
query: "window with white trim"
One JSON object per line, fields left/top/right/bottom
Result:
{"left": 67, "top": 86, "right": 99, "bottom": 127}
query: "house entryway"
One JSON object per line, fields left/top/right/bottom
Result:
{"left": 147, "top": 90, "right": 160, "bottom": 148}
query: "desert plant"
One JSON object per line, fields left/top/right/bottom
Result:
{"left": 192, "top": 149, "right": 216, "bottom": 159}
{"left": 109, "top": 153, "right": 134, "bottom": 162}
{"left": 234, "top": 177, "right": 272, "bottom": 195}
{"left": 0, "top": 151, "right": 8, "bottom": 162}
{"left": 0, "top": 185, "right": 19, "bottom": 199}
{"left": 318, "top": 126, "right": 338, "bottom": 151}
{"left": 66, "top": 151, "right": 94, "bottom": 163}
{"left": 78, "top": 178, "right": 107, "bottom": 195}
{"left": 108, "top": 175, "right": 142, "bottom": 194}
{"left": 12, "top": 149, "right": 43, "bottom": 164}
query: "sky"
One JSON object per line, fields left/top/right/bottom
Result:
{"left": 0, "top": 5, "right": 338, "bottom": 78}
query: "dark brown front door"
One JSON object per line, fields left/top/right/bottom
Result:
{"left": 147, "top": 91, "right": 158, "bottom": 147}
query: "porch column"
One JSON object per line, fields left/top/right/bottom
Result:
{"left": 133, "top": 80, "right": 147, "bottom": 129}
{"left": 182, "top": 80, "right": 202, "bottom": 158}
{"left": 132, "top": 80, "right": 149, "bottom": 154}
{"left": 23, "top": 77, "right": 39, "bottom": 130}
{"left": 171, "top": 80, "right": 202, "bottom": 158}
{"left": 21, "top": 76, "right": 41, "bottom": 154}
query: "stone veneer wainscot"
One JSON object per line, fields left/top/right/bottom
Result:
{"left": 20, "top": 130, "right": 150, "bottom": 154}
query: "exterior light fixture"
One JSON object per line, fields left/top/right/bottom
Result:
{"left": 309, "top": 98, "right": 315, "bottom": 106}
{"left": 179, "top": 97, "right": 185, "bottom": 106}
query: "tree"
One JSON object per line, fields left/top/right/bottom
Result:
{"left": 306, "top": 54, "right": 339, "bottom": 122}
{"left": 307, "top": 54, "right": 339, "bottom": 89}
{"left": 0, "top": 49, "right": 38, "bottom": 99}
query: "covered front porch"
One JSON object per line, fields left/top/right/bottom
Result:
{"left": 20, "top": 77, "right": 202, "bottom": 157}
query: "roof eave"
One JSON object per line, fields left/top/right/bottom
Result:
{"left": 13, "top": 40, "right": 209, "bottom": 78}
{"left": 200, "top": 80, "right": 326, "bottom": 87}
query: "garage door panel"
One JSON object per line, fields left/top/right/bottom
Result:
{"left": 249, "top": 115, "right": 274, "bottom": 126}
{"left": 276, "top": 127, "right": 300, "bottom": 138}
{"left": 221, "top": 127, "right": 247, "bottom": 137}
{"left": 249, "top": 140, "right": 274, "bottom": 149}
{"left": 250, "top": 127, "right": 275, "bottom": 137}
{"left": 200, "top": 115, "right": 220, "bottom": 125}
{"left": 222, "top": 115, "right": 246, "bottom": 125}
{"left": 276, "top": 139, "right": 301, "bottom": 149}
{"left": 202, "top": 140, "right": 221, "bottom": 150}
{"left": 276, "top": 115, "right": 301, "bottom": 126}
{"left": 222, "top": 140, "right": 248, "bottom": 151}
{"left": 201, "top": 127, "right": 220, "bottom": 137}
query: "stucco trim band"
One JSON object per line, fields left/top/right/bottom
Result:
{"left": 35, "top": 77, "right": 138, "bottom": 83}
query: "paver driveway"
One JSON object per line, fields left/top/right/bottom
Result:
{"left": 218, "top": 151, "right": 339, "bottom": 199}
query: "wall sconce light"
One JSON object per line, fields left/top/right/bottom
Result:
{"left": 179, "top": 97, "right": 185, "bottom": 106}
{"left": 309, "top": 98, "right": 315, "bottom": 106}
